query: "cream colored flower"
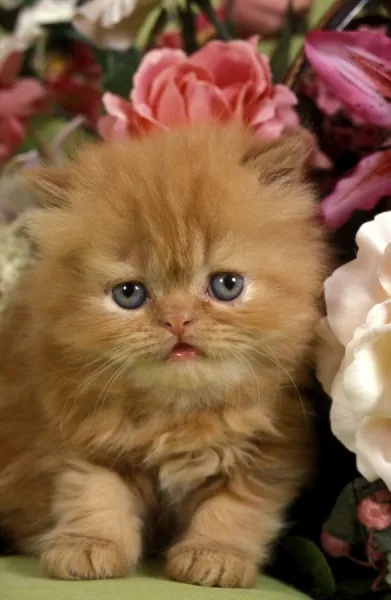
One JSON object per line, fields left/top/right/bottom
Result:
{"left": 317, "top": 211, "right": 391, "bottom": 488}
{"left": 73, "top": 0, "right": 160, "bottom": 50}
{"left": 15, "top": 0, "right": 77, "bottom": 43}
{"left": 330, "top": 301, "right": 391, "bottom": 488}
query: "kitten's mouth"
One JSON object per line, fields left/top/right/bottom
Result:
{"left": 168, "top": 342, "right": 202, "bottom": 362}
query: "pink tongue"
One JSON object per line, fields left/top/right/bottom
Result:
{"left": 170, "top": 343, "right": 199, "bottom": 361}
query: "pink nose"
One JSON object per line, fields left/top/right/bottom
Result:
{"left": 160, "top": 314, "right": 196, "bottom": 337}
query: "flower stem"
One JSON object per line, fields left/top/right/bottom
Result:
{"left": 192, "top": 0, "right": 232, "bottom": 41}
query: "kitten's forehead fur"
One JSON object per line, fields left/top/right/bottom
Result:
{"left": 27, "top": 123, "right": 317, "bottom": 291}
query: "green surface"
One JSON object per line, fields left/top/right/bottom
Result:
{"left": 0, "top": 557, "right": 310, "bottom": 600}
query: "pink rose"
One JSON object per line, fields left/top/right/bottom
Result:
{"left": 99, "top": 38, "right": 326, "bottom": 162}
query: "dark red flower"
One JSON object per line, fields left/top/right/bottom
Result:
{"left": 44, "top": 42, "right": 102, "bottom": 126}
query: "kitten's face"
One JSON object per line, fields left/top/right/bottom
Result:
{"left": 27, "top": 125, "right": 325, "bottom": 396}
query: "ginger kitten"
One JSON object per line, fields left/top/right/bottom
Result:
{"left": 0, "top": 124, "right": 325, "bottom": 587}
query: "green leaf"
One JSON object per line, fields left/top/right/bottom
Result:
{"left": 373, "top": 528, "right": 391, "bottom": 554}
{"left": 92, "top": 46, "right": 141, "bottom": 98}
{"left": 135, "top": 7, "right": 168, "bottom": 50}
{"left": 177, "top": 0, "right": 199, "bottom": 55}
{"left": 270, "top": 0, "right": 295, "bottom": 82}
{"left": 291, "top": 9, "right": 308, "bottom": 35}
{"left": 280, "top": 536, "right": 336, "bottom": 596}
{"left": 322, "top": 482, "right": 360, "bottom": 544}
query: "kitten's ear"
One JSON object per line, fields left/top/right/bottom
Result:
{"left": 24, "top": 167, "right": 71, "bottom": 208}
{"left": 242, "top": 133, "right": 311, "bottom": 185}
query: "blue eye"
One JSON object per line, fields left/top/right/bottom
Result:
{"left": 111, "top": 282, "right": 148, "bottom": 310}
{"left": 208, "top": 273, "right": 245, "bottom": 302}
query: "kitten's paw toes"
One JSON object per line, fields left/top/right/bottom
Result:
{"left": 165, "top": 544, "right": 257, "bottom": 588}
{"left": 41, "top": 536, "right": 132, "bottom": 580}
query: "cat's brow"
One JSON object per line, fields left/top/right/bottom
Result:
{"left": 87, "top": 257, "right": 140, "bottom": 282}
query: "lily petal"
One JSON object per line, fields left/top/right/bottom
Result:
{"left": 305, "top": 31, "right": 391, "bottom": 127}
{"left": 320, "top": 149, "right": 391, "bottom": 230}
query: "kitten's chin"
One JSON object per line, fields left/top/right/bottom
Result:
{"left": 130, "top": 357, "right": 246, "bottom": 394}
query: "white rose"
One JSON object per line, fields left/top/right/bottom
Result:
{"left": 317, "top": 212, "right": 391, "bottom": 487}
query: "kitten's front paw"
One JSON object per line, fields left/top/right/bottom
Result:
{"left": 41, "top": 536, "right": 133, "bottom": 580}
{"left": 165, "top": 543, "right": 257, "bottom": 588}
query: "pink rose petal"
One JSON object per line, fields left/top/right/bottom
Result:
{"left": 190, "top": 39, "right": 271, "bottom": 96}
{"left": 155, "top": 78, "right": 187, "bottom": 126}
{"left": 184, "top": 76, "right": 231, "bottom": 122}
{"left": 100, "top": 92, "right": 157, "bottom": 137}
{"left": 246, "top": 96, "right": 275, "bottom": 127}
{"left": 149, "top": 63, "right": 212, "bottom": 114}
{"left": 131, "top": 49, "right": 186, "bottom": 106}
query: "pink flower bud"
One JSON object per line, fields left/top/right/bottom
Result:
{"left": 321, "top": 530, "right": 350, "bottom": 557}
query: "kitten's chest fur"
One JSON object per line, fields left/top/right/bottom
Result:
{"left": 68, "top": 394, "right": 267, "bottom": 502}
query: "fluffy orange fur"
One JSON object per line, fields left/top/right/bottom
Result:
{"left": 0, "top": 123, "right": 326, "bottom": 587}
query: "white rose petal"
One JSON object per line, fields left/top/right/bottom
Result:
{"left": 325, "top": 212, "right": 391, "bottom": 347}
{"left": 356, "top": 418, "right": 391, "bottom": 488}
{"left": 343, "top": 324, "right": 391, "bottom": 417}
{"left": 315, "top": 318, "right": 344, "bottom": 396}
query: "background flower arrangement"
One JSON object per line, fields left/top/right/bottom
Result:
{"left": 0, "top": 0, "right": 323, "bottom": 208}
{"left": 3, "top": 0, "right": 391, "bottom": 598}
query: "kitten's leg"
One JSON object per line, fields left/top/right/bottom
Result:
{"left": 165, "top": 478, "right": 288, "bottom": 588}
{"left": 37, "top": 462, "right": 148, "bottom": 580}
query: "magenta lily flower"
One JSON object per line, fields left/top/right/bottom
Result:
{"left": 305, "top": 30, "right": 391, "bottom": 127}
{"left": 320, "top": 148, "right": 391, "bottom": 229}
